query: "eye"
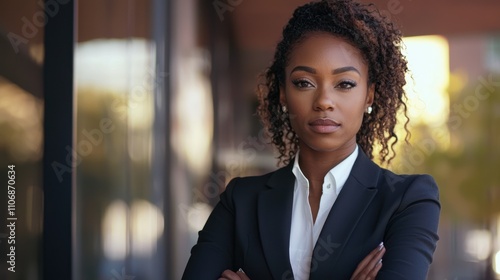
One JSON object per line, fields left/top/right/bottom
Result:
{"left": 292, "top": 79, "right": 314, "bottom": 89}
{"left": 336, "top": 80, "right": 357, "bottom": 90}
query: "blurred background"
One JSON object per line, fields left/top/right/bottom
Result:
{"left": 0, "top": 0, "right": 499, "bottom": 279}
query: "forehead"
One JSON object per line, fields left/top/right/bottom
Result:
{"left": 287, "top": 32, "right": 367, "bottom": 72}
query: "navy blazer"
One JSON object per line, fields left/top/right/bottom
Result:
{"left": 183, "top": 150, "right": 440, "bottom": 279}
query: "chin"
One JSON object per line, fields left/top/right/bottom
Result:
{"left": 304, "top": 141, "right": 346, "bottom": 153}
{"left": 301, "top": 137, "right": 356, "bottom": 153}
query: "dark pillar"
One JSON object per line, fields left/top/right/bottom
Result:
{"left": 42, "top": 0, "right": 75, "bottom": 279}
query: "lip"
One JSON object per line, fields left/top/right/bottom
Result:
{"left": 308, "top": 118, "right": 341, "bottom": 133}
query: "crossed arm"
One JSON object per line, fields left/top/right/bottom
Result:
{"left": 184, "top": 175, "right": 440, "bottom": 280}
{"left": 219, "top": 244, "right": 386, "bottom": 280}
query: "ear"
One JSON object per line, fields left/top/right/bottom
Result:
{"left": 366, "top": 83, "right": 375, "bottom": 107}
{"left": 279, "top": 85, "right": 287, "bottom": 106}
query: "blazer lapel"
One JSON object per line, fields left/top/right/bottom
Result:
{"left": 310, "top": 150, "right": 380, "bottom": 278}
{"left": 258, "top": 162, "right": 295, "bottom": 280}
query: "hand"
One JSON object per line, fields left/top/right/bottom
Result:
{"left": 350, "top": 242, "right": 385, "bottom": 280}
{"left": 218, "top": 268, "right": 251, "bottom": 280}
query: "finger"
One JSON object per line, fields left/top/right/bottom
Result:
{"left": 351, "top": 242, "right": 385, "bottom": 279}
{"left": 355, "top": 248, "right": 385, "bottom": 280}
{"left": 351, "top": 242, "right": 384, "bottom": 279}
{"left": 367, "top": 259, "right": 383, "bottom": 278}
{"left": 237, "top": 268, "right": 251, "bottom": 280}
{"left": 359, "top": 259, "right": 383, "bottom": 280}
{"left": 220, "top": 269, "right": 241, "bottom": 280}
{"left": 366, "top": 247, "right": 385, "bottom": 274}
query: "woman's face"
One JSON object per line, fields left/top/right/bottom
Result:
{"left": 280, "top": 32, "right": 374, "bottom": 155}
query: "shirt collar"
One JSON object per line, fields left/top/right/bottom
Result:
{"left": 291, "top": 145, "right": 359, "bottom": 195}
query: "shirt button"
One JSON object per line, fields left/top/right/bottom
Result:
{"left": 326, "top": 184, "right": 331, "bottom": 189}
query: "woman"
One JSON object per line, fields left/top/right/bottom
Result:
{"left": 183, "top": 0, "right": 440, "bottom": 279}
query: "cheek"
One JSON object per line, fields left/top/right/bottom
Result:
{"left": 285, "top": 96, "right": 309, "bottom": 124}
{"left": 288, "top": 105, "right": 314, "bottom": 137}
{"left": 351, "top": 104, "right": 366, "bottom": 118}
{"left": 287, "top": 108, "right": 305, "bottom": 132}
{"left": 341, "top": 96, "right": 367, "bottom": 128}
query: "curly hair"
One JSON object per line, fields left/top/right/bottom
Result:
{"left": 257, "top": 0, "right": 409, "bottom": 166}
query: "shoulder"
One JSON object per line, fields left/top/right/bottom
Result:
{"left": 226, "top": 170, "right": 275, "bottom": 190}
{"left": 223, "top": 166, "right": 286, "bottom": 196}
{"left": 377, "top": 167, "right": 440, "bottom": 209}
{"left": 218, "top": 167, "right": 288, "bottom": 212}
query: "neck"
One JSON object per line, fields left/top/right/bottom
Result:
{"left": 298, "top": 141, "right": 356, "bottom": 186}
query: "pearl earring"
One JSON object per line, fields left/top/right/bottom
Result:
{"left": 366, "top": 106, "right": 373, "bottom": 114}
{"left": 282, "top": 105, "right": 287, "bottom": 113}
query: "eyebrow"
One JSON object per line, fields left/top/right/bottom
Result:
{"left": 332, "top": 66, "right": 361, "bottom": 75}
{"left": 290, "top": 65, "right": 361, "bottom": 76}
{"left": 290, "top": 66, "right": 316, "bottom": 74}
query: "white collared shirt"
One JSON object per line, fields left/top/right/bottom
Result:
{"left": 289, "top": 145, "right": 359, "bottom": 280}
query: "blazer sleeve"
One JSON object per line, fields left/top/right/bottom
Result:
{"left": 182, "top": 178, "right": 238, "bottom": 280}
{"left": 377, "top": 174, "right": 441, "bottom": 280}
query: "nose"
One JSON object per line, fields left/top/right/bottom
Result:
{"left": 313, "top": 86, "right": 335, "bottom": 111}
